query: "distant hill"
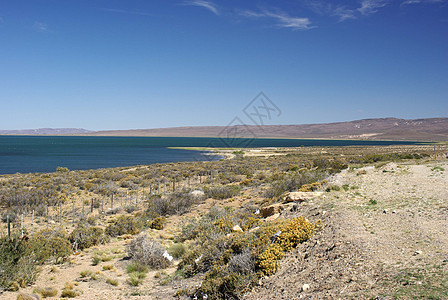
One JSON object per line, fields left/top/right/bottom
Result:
{"left": 0, "top": 128, "right": 92, "bottom": 135}
{"left": 85, "top": 118, "right": 448, "bottom": 141}
{"left": 2, "top": 118, "right": 447, "bottom": 141}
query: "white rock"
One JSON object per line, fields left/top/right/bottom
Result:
{"left": 191, "top": 190, "right": 205, "bottom": 198}
{"left": 302, "top": 284, "right": 310, "bottom": 292}
{"left": 232, "top": 225, "right": 243, "bottom": 233}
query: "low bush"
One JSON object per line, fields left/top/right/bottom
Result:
{"left": 204, "top": 185, "right": 241, "bottom": 200}
{"left": 264, "top": 170, "right": 328, "bottom": 198}
{"left": 106, "top": 278, "right": 119, "bottom": 286}
{"left": 168, "top": 243, "right": 186, "bottom": 259}
{"left": 178, "top": 211, "right": 316, "bottom": 299}
{"left": 147, "top": 190, "right": 197, "bottom": 216}
{"left": 105, "top": 215, "right": 143, "bottom": 237}
{"left": 33, "top": 286, "right": 58, "bottom": 298}
{"left": 126, "top": 234, "right": 171, "bottom": 269}
{"left": 29, "top": 228, "right": 72, "bottom": 264}
{"left": 69, "top": 224, "right": 108, "bottom": 250}
{"left": 149, "top": 216, "right": 165, "bottom": 230}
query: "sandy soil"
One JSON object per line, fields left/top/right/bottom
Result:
{"left": 4, "top": 159, "right": 448, "bottom": 299}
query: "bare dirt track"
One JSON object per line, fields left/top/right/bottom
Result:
{"left": 245, "top": 161, "right": 448, "bottom": 299}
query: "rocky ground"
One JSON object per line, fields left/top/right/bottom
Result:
{"left": 245, "top": 160, "right": 448, "bottom": 299}
{"left": 3, "top": 157, "right": 448, "bottom": 299}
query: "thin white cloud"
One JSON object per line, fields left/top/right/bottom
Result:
{"left": 402, "top": 0, "right": 443, "bottom": 5}
{"left": 332, "top": 6, "right": 356, "bottom": 21}
{"left": 183, "top": 1, "right": 220, "bottom": 15}
{"left": 264, "top": 11, "right": 314, "bottom": 30}
{"left": 302, "top": 1, "right": 356, "bottom": 22}
{"left": 358, "top": 0, "right": 389, "bottom": 15}
{"left": 240, "top": 9, "right": 315, "bottom": 30}
{"left": 102, "top": 8, "right": 151, "bottom": 17}
{"left": 33, "top": 21, "right": 49, "bottom": 32}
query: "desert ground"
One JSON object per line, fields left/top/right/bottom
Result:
{"left": 1, "top": 145, "right": 447, "bottom": 299}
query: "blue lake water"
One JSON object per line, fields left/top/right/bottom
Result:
{"left": 0, "top": 136, "right": 419, "bottom": 175}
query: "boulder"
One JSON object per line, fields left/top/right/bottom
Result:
{"left": 260, "top": 203, "right": 286, "bottom": 218}
{"left": 191, "top": 190, "right": 205, "bottom": 198}
{"left": 265, "top": 213, "right": 281, "bottom": 222}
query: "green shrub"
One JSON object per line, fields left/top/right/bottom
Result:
{"left": 33, "top": 286, "right": 58, "bottom": 298}
{"left": 325, "top": 184, "right": 341, "bottom": 192}
{"left": 69, "top": 224, "right": 107, "bottom": 250}
{"left": 147, "top": 190, "right": 197, "bottom": 216}
{"left": 204, "top": 185, "right": 241, "bottom": 200}
{"left": 61, "top": 288, "right": 79, "bottom": 298}
{"left": 106, "top": 278, "right": 119, "bottom": 286}
{"left": 79, "top": 270, "right": 93, "bottom": 278}
{"left": 127, "top": 272, "right": 145, "bottom": 286}
{"left": 149, "top": 216, "right": 165, "bottom": 230}
{"left": 178, "top": 212, "right": 316, "bottom": 299}
{"left": 103, "top": 264, "right": 114, "bottom": 271}
{"left": 168, "top": 243, "right": 186, "bottom": 259}
{"left": 264, "top": 170, "right": 328, "bottom": 198}
{"left": 28, "top": 228, "right": 72, "bottom": 264}
{"left": 126, "top": 262, "right": 149, "bottom": 274}
{"left": 105, "top": 215, "right": 143, "bottom": 237}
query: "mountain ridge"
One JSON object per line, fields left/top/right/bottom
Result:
{"left": 1, "top": 118, "right": 447, "bottom": 141}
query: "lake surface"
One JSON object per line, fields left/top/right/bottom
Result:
{"left": 0, "top": 136, "right": 419, "bottom": 175}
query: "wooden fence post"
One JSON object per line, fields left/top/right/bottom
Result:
{"left": 72, "top": 200, "right": 75, "bottom": 225}
{"left": 31, "top": 209, "right": 34, "bottom": 234}
{"left": 7, "top": 215, "right": 10, "bottom": 238}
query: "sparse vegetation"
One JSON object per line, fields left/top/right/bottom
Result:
{"left": 0, "top": 145, "right": 443, "bottom": 298}
{"left": 126, "top": 234, "right": 171, "bottom": 269}
{"left": 32, "top": 286, "right": 58, "bottom": 298}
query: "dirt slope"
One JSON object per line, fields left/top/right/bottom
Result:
{"left": 245, "top": 161, "right": 448, "bottom": 299}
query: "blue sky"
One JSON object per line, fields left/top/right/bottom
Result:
{"left": 0, "top": 0, "right": 447, "bottom": 130}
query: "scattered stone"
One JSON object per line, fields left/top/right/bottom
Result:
{"left": 232, "top": 225, "right": 243, "bottom": 233}
{"left": 249, "top": 226, "right": 260, "bottom": 233}
{"left": 302, "top": 284, "right": 310, "bottom": 292}
{"left": 265, "top": 213, "right": 281, "bottom": 222}
{"left": 392, "top": 210, "right": 397, "bottom": 214}
{"left": 414, "top": 251, "right": 422, "bottom": 256}
{"left": 260, "top": 203, "right": 286, "bottom": 218}
{"left": 383, "top": 209, "right": 388, "bottom": 214}
{"left": 191, "top": 190, "right": 205, "bottom": 198}
{"left": 283, "top": 191, "right": 324, "bottom": 203}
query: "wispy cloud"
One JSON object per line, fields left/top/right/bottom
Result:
{"left": 265, "top": 11, "right": 314, "bottom": 30}
{"left": 401, "top": 0, "right": 443, "bottom": 5}
{"left": 303, "top": 1, "right": 356, "bottom": 22}
{"left": 33, "top": 21, "right": 49, "bottom": 32}
{"left": 332, "top": 6, "right": 356, "bottom": 21}
{"left": 102, "top": 8, "right": 152, "bottom": 17}
{"left": 240, "top": 9, "right": 315, "bottom": 30}
{"left": 183, "top": 0, "right": 220, "bottom": 15}
{"left": 358, "top": 0, "right": 389, "bottom": 15}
